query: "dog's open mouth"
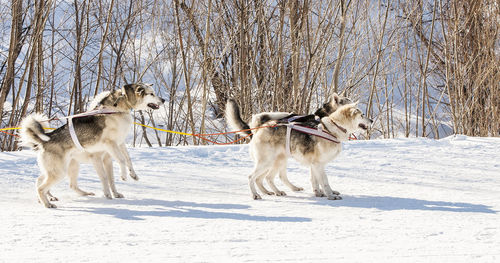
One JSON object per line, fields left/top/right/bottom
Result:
{"left": 359, "top": 123, "right": 368, "bottom": 130}
{"left": 147, "top": 103, "right": 160, "bottom": 110}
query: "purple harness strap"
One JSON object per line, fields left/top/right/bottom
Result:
{"left": 284, "top": 117, "right": 339, "bottom": 156}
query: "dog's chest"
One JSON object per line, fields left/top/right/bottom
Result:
{"left": 102, "top": 114, "right": 133, "bottom": 142}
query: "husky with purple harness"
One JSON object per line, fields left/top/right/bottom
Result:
{"left": 226, "top": 94, "right": 372, "bottom": 200}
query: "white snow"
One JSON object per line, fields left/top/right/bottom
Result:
{"left": 1, "top": 136, "right": 499, "bottom": 262}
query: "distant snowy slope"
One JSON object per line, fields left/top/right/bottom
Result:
{"left": 1, "top": 136, "right": 499, "bottom": 262}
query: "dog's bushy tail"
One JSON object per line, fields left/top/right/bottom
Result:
{"left": 225, "top": 99, "right": 251, "bottom": 137}
{"left": 19, "top": 114, "right": 50, "bottom": 149}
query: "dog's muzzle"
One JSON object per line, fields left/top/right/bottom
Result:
{"left": 359, "top": 118, "right": 373, "bottom": 130}
{"left": 147, "top": 103, "right": 160, "bottom": 110}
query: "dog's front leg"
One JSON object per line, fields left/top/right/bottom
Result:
{"left": 119, "top": 143, "right": 138, "bottom": 181}
{"left": 310, "top": 166, "right": 325, "bottom": 197}
{"left": 103, "top": 154, "right": 124, "bottom": 198}
{"left": 106, "top": 142, "right": 129, "bottom": 182}
{"left": 314, "top": 165, "right": 341, "bottom": 200}
{"left": 89, "top": 154, "right": 112, "bottom": 199}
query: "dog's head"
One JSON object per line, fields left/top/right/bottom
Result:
{"left": 327, "top": 102, "right": 373, "bottom": 134}
{"left": 122, "top": 83, "right": 165, "bottom": 111}
{"left": 314, "top": 93, "right": 352, "bottom": 118}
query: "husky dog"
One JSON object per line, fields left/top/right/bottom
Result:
{"left": 248, "top": 93, "right": 352, "bottom": 133}
{"left": 20, "top": 83, "right": 164, "bottom": 208}
{"left": 226, "top": 101, "right": 372, "bottom": 200}
{"left": 226, "top": 93, "right": 352, "bottom": 196}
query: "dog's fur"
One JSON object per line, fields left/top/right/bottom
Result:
{"left": 228, "top": 94, "right": 352, "bottom": 138}
{"left": 20, "top": 83, "right": 164, "bottom": 208}
{"left": 225, "top": 93, "right": 352, "bottom": 196}
{"left": 226, "top": 100, "right": 372, "bottom": 200}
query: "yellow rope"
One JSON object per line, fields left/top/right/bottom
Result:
{"left": 0, "top": 127, "right": 55, "bottom": 131}
{"left": 134, "top": 122, "right": 192, "bottom": 136}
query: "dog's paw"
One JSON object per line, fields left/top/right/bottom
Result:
{"left": 45, "top": 203, "right": 57, "bottom": 208}
{"left": 113, "top": 192, "right": 124, "bottom": 198}
{"left": 275, "top": 191, "right": 287, "bottom": 196}
{"left": 264, "top": 191, "right": 275, "bottom": 195}
{"left": 129, "top": 169, "right": 139, "bottom": 181}
{"left": 49, "top": 196, "right": 59, "bottom": 202}
{"left": 292, "top": 186, "right": 304, "bottom": 192}
{"left": 327, "top": 195, "right": 342, "bottom": 200}
{"left": 121, "top": 175, "right": 127, "bottom": 181}
{"left": 104, "top": 193, "right": 113, "bottom": 199}
{"left": 252, "top": 193, "right": 262, "bottom": 200}
{"left": 314, "top": 190, "right": 326, "bottom": 197}
{"left": 332, "top": 190, "right": 340, "bottom": 195}
{"left": 85, "top": 192, "right": 95, "bottom": 196}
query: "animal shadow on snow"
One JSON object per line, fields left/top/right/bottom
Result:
{"left": 66, "top": 198, "right": 312, "bottom": 222}
{"left": 309, "top": 195, "right": 496, "bottom": 214}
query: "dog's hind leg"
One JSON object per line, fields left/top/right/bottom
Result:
{"left": 39, "top": 175, "right": 58, "bottom": 201}
{"left": 277, "top": 159, "right": 303, "bottom": 192}
{"left": 89, "top": 154, "right": 112, "bottom": 199}
{"left": 266, "top": 168, "right": 286, "bottom": 196}
{"left": 256, "top": 170, "right": 274, "bottom": 195}
{"left": 265, "top": 160, "right": 286, "bottom": 196}
{"left": 249, "top": 161, "right": 272, "bottom": 200}
{"left": 68, "top": 159, "right": 95, "bottom": 196}
{"left": 103, "top": 153, "right": 124, "bottom": 198}
{"left": 36, "top": 155, "right": 66, "bottom": 208}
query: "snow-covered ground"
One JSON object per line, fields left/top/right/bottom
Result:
{"left": 1, "top": 136, "right": 499, "bottom": 262}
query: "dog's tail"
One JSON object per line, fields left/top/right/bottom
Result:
{"left": 19, "top": 114, "right": 51, "bottom": 149}
{"left": 225, "top": 99, "right": 252, "bottom": 137}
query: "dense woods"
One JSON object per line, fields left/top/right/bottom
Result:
{"left": 0, "top": 0, "right": 499, "bottom": 151}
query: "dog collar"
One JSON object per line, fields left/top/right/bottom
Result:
{"left": 323, "top": 119, "right": 347, "bottom": 134}
{"left": 331, "top": 121, "right": 347, "bottom": 134}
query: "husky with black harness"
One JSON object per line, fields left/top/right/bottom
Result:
{"left": 226, "top": 93, "right": 353, "bottom": 197}
{"left": 226, "top": 100, "right": 372, "bottom": 200}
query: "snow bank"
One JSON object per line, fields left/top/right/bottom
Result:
{"left": 1, "top": 136, "right": 499, "bottom": 262}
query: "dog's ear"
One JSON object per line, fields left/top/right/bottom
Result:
{"left": 122, "top": 84, "right": 135, "bottom": 95}
{"left": 121, "top": 84, "right": 139, "bottom": 106}
{"left": 135, "top": 85, "right": 145, "bottom": 97}
{"left": 349, "top": 107, "right": 358, "bottom": 116}
{"left": 331, "top": 93, "right": 340, "bottom": 104}
{"left": 349, "top": 104, "right": 361, "bottom": 116}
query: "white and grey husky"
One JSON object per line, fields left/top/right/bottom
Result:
{"left": 20, "top": 83, "right": 164, "bottom": 208}
{"left": 226, "top": 96, "right": 372, "bottom": 200}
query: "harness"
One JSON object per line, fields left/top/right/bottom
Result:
{"left": 67, "top": 108, "right": 120, "bottom": 151}
{"left": 278, "top": 115, "right": 341, "bottom": 156}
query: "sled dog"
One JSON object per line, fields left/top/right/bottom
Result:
{"left": 247, "top": 93, "right": 352, "bottom": 134}
{"left": 20, "top": 83, "right": 164, "bottom": 208}
{"left": 226, "top": 93, "right": 352, "bottom": 196}
{"left": 226, "top": 100, "right": 372, "bottom": 200}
